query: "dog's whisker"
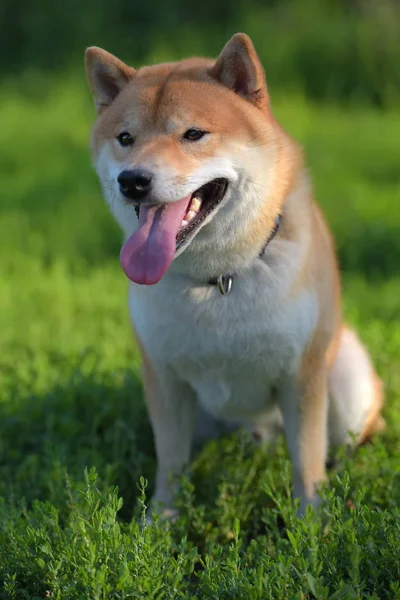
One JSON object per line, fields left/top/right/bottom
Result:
{"left": 247, "top": 178, "right": 269, "bottom": 191}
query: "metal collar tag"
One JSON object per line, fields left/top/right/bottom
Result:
{"left": 210, "top": 215, "right": 281, "bottom": 296}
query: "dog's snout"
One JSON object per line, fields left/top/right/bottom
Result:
{"left": 118, "top": 168, "right": 153, "bottom": 200}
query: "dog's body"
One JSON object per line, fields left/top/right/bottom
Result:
{"left": 85, "top": 34, "right": 384, "bottom": 514}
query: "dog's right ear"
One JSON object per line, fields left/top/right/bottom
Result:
{"left": 85, "top": 47, "right": 136, "bottom": 113}
{"left": 209, "top": 33, "right": 268, "bottom": 111}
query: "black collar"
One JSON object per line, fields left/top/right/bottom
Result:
{"left": 208, "top": 214, "right": 281, "bottom": 295}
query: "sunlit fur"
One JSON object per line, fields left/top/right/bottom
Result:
{"left": 86, "top": 34, "right": 385, "bottom": 515}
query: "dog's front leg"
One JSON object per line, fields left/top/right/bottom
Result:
{"left": 141, "top": 352, "right": 196, "bottom": 512}
{"left": 279, "top": 360, "right": 328, "bottom": 515}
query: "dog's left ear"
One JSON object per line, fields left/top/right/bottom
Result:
{"left": 209, "top": 33, "right": 268, "bottom": 110}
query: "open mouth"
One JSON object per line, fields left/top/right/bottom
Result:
{"left": 134, "top": 178, "right": 228, "bottom": 247}
{"left": 121, "top": 178, "right": 228, "bottom": 286}
{"left": 175, "top": 178, "right": 228, "bottom": 246}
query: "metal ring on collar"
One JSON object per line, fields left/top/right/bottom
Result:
{"left": 217, "top": 274, "right": 233, "bottom": 295}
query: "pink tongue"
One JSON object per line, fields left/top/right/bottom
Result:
{"left": 120, "top": 195, "right": 191, "bottom": 285}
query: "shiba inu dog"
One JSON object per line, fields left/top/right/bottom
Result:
{"left": 85, "top": 33, "right": 385, "bottom": 515}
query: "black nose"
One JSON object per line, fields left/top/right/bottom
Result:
{"left": 117, "top": 168, "right": 153, "bottom": 200}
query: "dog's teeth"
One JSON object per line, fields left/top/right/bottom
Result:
{"left": 181, "top": 197, "right": 201, "bottom": 229}
{"left": 190, "top": 197, "right": 201, "bottom": 212}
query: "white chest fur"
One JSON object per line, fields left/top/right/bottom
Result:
{"left": 129, "top": 250, "right": 317, "bottom": 420}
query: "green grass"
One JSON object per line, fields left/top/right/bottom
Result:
{"left": 0, "top": 80, "right": 399, "bottom": 598}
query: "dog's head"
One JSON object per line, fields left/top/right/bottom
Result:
{"left": 86, "top": 34, "right": 295, "bottom": 285}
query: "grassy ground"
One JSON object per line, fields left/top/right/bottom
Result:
{"left": 0, "top": 81, "right": 399, "bottom": 598}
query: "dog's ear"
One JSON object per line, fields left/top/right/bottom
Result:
{"left": 209, "top": 33, "right": 268, "bottom": 110}
{"left": 85, "top": 47, "right": 136, "bottom": 113}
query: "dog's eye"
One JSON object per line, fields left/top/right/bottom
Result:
{"left": 183, "top": 128, "right": 206, "bottom": 142}
{"left": 117, "top": 132, "right": 134, "bottom": 147}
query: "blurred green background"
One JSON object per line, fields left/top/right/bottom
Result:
{"left": 2, "top": 0, "right": 400, "bottom": 105}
